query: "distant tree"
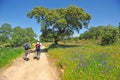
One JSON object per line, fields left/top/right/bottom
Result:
{"left": 79, "top": 25, "right": 119, "bottom": 45}
{"left": 27, "top": 6, "right": 91, "bottom": 45}
{"left": 101, "top": 26, "right": 119, "bottom": 45}
{"left": 119, "top": 22, "right": 120, "bottom": 31}
{"left": 24, "top": 27, "right": 36, "bottom": 42}
{"left": 79, "top": 31, "right": 89, "bottom": 40}
{"left": 79, "top": 26, "right": 105, "bottom": 40}
{"left": 10, "top": 26, "right": 36, "bottom": 47}
{"left": 118, "top": 22, "right": 120, "bottom": 38}
{"left": 0, "top": 23, "right": 12, "bottom": 43}
{"left": 10, "top": 26, "right": 24, "bottom": 47}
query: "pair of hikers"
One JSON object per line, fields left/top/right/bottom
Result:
{"left": 23, "top": 41, "right": 42, "bottom": 61}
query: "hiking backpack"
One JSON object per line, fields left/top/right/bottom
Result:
{"left": 36, "top": 44, "right": 40, "bottom": 51}
{"left": 24, "top": 43, "right": 30, "bottom": 50}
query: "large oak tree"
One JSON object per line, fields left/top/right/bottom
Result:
{"left": 27, "top": 6, "right": 91, "bottom": 44}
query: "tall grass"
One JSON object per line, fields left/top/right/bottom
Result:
{"left": 0, "top": 47, "right": 24, "bottom": 69}
{"left": 48, "top": 41, "right": 120, "bottom": 80}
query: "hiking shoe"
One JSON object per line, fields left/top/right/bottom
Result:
{"left": 37, "top": 57, "right": 40, "bottom": 60}
{"left": 26, "top": 58, "right": 29, "bottom": 61}
{"left": 33, "top": 57, "right": 37, "bottom": 59}
{"left": 23, "top": 58, "right": 26, "bottom": 60}
{"left": 23, "top": 58, "right": 29, "bottom": 61}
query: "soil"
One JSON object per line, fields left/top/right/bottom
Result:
{"left": 0, "top": 46, "right": 60, "bottom": 80}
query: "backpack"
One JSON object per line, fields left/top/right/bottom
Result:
{"left": 36, "top": 44, "right": 40, "bottom": 51}
{"left": 24, "top": 43, "right": 30, "bottom": 50}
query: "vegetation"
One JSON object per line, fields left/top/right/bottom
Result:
{"left": 0, "top": 23, "right": 12, "bottom": 43}
{"left": 0, "top": 5, "right": 120, "bottom": 80}
{"left": 27, "top": 6, "right": 91, "bottom": 44}
{"left": 79, "top": 25, "right": 119, "bottom": 45}
{"left": 10, "top": 26, "right": 36, "bottom": 47}
{"left": 0, "top": 47, "right": 24, "bottom": 69}
{"left": 0, "top": 23, "right": 36, "bottom": 47}
{"left": 118, "top": 22, "right": 120, "bottom": 38}
{"left": 48, "top": 40, "right": 120, "bottom": 80}
{"left": 0, "top": 23, "right": 36, "bottom": 69}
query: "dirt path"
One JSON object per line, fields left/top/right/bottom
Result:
{"left": 0, "top": 47, "right": 60, "bottom": 80}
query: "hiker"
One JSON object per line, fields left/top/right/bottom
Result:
{"left": 23, "top": 41, "right": 31, "bottom": 61}
{"left": 34, "top": 41, "right": 42, "bottom": 60}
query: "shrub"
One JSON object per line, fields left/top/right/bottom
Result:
{"left": 101, "top": 27, "right": 119, "bottom": 45}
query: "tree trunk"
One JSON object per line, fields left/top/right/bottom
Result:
{"left": 54, "top": 36, "right": 59, "bottom": 45}
{"left": 54, "top": 39, "right": 58, "bottom": 45}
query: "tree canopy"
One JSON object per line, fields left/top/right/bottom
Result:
{"left": 10, "top": 27, "right": 36, "bottom": 47}
{"left": 0, "top": 23, "right": 36, "bottom": 47}
{"left": 0, "top": 23, "right": 12, "bottom": 43}
{"left": 79, "top": 25, "right": 119, "bottom": 45}
{"left": 27, "top": 6, "right": 91, "bottom": 44}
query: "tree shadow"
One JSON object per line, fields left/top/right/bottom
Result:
{"left": 30, "top": 49, "right": 48, "bottom": 53}
{"left": 48, "top": 44, "right": 82, "bottom": 50}
{"left": 41, "top": 48, "right": 48, "bottom": 52}
{"left": 30, "top": 44, "right": 81, "bottom": 53}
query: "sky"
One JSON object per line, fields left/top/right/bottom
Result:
{"left": 0, "top": 0, "right": 120, "bottom": 38}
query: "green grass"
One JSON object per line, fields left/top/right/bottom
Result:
{"left": 48, "top": 41, "right": 120, "bottom": 80}
{"left": 0, "top": 47, "right": 24, "bottom": 69}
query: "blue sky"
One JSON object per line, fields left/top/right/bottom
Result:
{"left": 0, "top": 0, "right": 120, "bottom": 37}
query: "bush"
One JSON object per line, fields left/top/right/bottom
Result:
{"left": 101, "top": 27, "right": 119, "bottom": 46}
{"left": 101, "top": 34, "right": 117, "bottom": 46}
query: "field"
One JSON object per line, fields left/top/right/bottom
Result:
{"left": 47, "top": 40, "right": 120, "bottom": 80}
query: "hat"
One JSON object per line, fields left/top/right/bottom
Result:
{"left": 37, "top": 42, "right": 40, "bottom": 44}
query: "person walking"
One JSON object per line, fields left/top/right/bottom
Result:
{"left": 34, "top": 41, "right": 41, "bottom": 60}
{"left": 23, "top": 41, "right": 31, "bottom": 61}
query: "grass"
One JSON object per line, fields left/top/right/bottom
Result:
{"left": 48, "top": 40, "right": 120, "bottom": 80}
{"left": 0, "top": 47, "right": 24, "bottom": 69}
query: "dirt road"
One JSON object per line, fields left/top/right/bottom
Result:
{"left": 0, "top": 47, "right": 60, "bottom": 80}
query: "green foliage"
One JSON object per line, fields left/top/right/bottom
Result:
{"left": 0, "top": 23, "right": 12, "bottom": 43}
{"left": 118, "top": 22, "right": 120, "bottom": 38}
{"left": 0, "top": 47, "right": 24, "bottom": 69}
{"left": 48, "top": 41, "right": 120, "bottom": 80}
{"left": 10, "top": 27, "right": 36, "bottom": 47}
{"left": 0, "top": 23, "right": 36, "bottom": 47}
{"left": 79, "top": 25, "right": 119, "bottom": 45}
{"left": 100, "top": 26, "right": 119, "bottom": 45}
{"left": 27, "top": 6, "right": 91, "bottom": 44}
